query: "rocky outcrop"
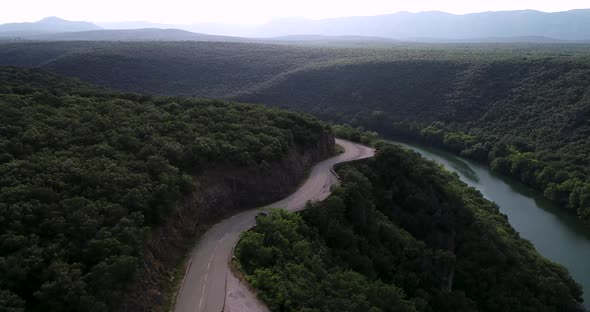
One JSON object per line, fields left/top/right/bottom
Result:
{"left": 119, "top": 131, "right": 334, "bottom": 311}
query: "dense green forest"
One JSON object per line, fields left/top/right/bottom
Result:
{"left": 241, "top": 56, "right": 590, "bottom": 222}
{"left": 237, "top": 143, "right": 584, "bottom": 311}
{"left": 0, "top": 66, "right": 331, "bottom": 311}
{"left": 1, "top": 41, "right": 589, "bottom": 222}
{"left": 0, "top": 41, "right": 352, "bottom": 97}
{"left": 1, "top": 41, "right": 589, "bottom": 98}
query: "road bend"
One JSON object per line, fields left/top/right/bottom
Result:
{"left": 174, "top": 139, "right": 375, "bottom": 312}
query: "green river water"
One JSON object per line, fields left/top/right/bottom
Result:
{"left": 390, "top": 140, "right": 590, "bottom": 307}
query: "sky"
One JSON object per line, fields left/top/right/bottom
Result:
{"left": 2, "top": 0, "right": 589, "bottom": 24}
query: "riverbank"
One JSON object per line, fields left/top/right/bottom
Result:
{"left": 389, "top": 139, "right": 590, "bottom": 308}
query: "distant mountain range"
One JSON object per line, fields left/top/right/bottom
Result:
{"left": 251, "top": 10, "right": 590, "bottom": 41}
{"left": 23, "top": 28, "right": 247, "bottom": 42}
{"left": 1, "top": 10, "right": 590, "bottom": 42}
{"left": 98, "top": 9, "right": 590, "bottom": 41}
{"left": 0, "top": 17, "right": 100, "bottom": 36}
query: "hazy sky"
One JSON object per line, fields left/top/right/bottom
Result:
{"left": 2, "top": 0, "right": 589, "bottom": 24}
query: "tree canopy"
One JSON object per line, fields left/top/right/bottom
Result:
{"left": 237, "top": 143, "right": 583, "bottom": 312}
{"left": 0, "top": 66, "right": 331, "bottom": 311}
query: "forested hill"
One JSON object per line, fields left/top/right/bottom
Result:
{"left": 1, "top": 41, "right": 588, "bottom": 97}
{"left": 0, "top": 66, "right": 333, "bottom": 311}
{"left": 236, "top": 143, "right": 584, "bottom": 311}
{"left": 239, "top": 54, "right": 590, "bottom": 223}
{"left": 1, "top": 41, "right": 590, "bottom": 222}
{"left": 0, "top": 41, "right": 354, "bottom": 97}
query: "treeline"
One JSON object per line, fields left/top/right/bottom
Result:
{"left": 418, "top": 122, "right": 590, "bottom": 220}
{"left": 347, "top": 115, "right": 590, "bottom": 221}
{"left": 332, "top": 125, "right": 379, "bottom": 146}
{"left": 336, "top": 119, "right": 590, "bottom": 221}
{"left": 0, "top": 66, "right": 331, "bottom": 311}
{"left": 237, "top": 143, "right": 584, "bottom": 311}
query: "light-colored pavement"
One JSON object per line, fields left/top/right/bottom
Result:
{"left": 174, "top": 139, "right": 375, "bottom": 312}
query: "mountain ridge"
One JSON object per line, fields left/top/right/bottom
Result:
{"left": 96, "top": 9, "right": 590, "bottom": 40}
{"left": 0, "top": 17, "right": 101, "bottom": 36}
{"left": 2, "top": 9, "right": 590, "bottom": 42}
{"left": 22, "top": 28, "right": 247, "bottom": 42}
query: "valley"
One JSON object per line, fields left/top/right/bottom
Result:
{"left": 3, "top": 41, "right": 588, "bottom": 224}
{"left": 2, "top": 7, "right": 590, "bottom": 311}
{"left": 235, "top": 142, "right": 584, "bottom": 311}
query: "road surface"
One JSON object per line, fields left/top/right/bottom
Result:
{"left": 174, "top": 139, "right": 375, "bottom": 312}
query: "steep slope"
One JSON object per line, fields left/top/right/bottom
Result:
{"left": 2, "top": 41, "right": 590, "bottom": 98}
{"left": 237, "top": 144, "right": 584, "bottom": 311}
{"left": 0, "top": 41, "right": 357, "bottom": 97}
{"left": 237, "top": 55, "right": 590, "bottom": 222}
{"left": 1, "top": 41, "right": 589, "bottom": 221}
{"left": 173, "top": 139, "right": 373, "bottom": 312}
{"left": 0, "top": 67, "right": 334, "bottom": 311}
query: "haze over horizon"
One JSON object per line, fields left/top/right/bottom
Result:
{"left": 2, "top": 0, "right": 590, "bottom": 24}
{"left": 3, "top": 0, "right": 590, "bottom": 311}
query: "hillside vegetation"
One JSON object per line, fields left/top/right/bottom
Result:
{"left": 240, "top": 55, "right": 590, "bottom": 222}
{"left": 0, "top": 66, "right": 332, "bottom": 311}
{"left": 0, "top": 42, "right": 354, "bottom": 97}
{"left": 2, "top": 41, "right": 589, "bottom": 97}
{"left": 1, "top": 41, "right": 590, "bottom": 221}
{"left": 237, "top": 143, "right": 584, "bottom": 311}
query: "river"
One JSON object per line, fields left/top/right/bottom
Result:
{"left": 390, "top": 140, "right": 590, "bottom": 307}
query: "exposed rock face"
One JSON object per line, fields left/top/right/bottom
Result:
{"left": 119, "top": 131, "right": 334, "bottom": 311}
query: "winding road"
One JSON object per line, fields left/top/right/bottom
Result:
{"left": 174, "top": 139, "right": 375, "bottom": 312}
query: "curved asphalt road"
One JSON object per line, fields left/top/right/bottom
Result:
{"left": 174, "top": 139, "right": 375, "bottom": 312}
